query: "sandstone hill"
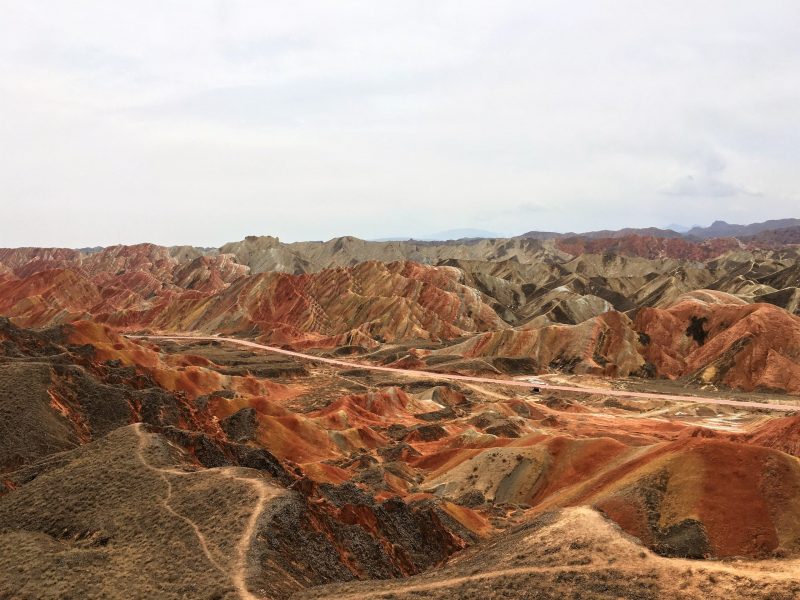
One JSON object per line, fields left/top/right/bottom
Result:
{"left": 1, "top": 231, "right": 799, "bottom": 394}
{"left": 2, "top": 319, "right": 799, "bottom": 598}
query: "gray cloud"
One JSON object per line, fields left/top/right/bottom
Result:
{"left": 1, "top": 1, "right": 799, "bottom": 247}
{"left": 662, "top": 175, "right": 758, "bottom": 198}
{"left": 662, "top": 156, "right": 762, "bottom": 198}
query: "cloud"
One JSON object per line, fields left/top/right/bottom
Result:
{"left": 0, "top": 2, "right": 799, "bottom": 246}
{"left": 662, "top": 155, "right": 762, "bottom": 198}
{"left": 662, "top": 174, "right": 758, "bottom": 198}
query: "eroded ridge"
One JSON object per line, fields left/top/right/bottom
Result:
{"left": 134, "top": 423, "right": 281, "bottom": 600}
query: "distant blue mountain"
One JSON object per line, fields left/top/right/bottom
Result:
{"left": 665, "top": 223, "right": 692, "bottom": 233}
{"left": 372, "top": 228, "right": 504, "bottom": 242}
{"left": 425, "top": 228, "right": 503, "bottom": 240}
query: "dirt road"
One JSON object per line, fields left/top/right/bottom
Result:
{"left": 131, "top": 334, "right": 800, "bottom": 413}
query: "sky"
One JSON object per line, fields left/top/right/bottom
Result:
{"left": 2, "top": 1, "right": 799, "bottom": 247}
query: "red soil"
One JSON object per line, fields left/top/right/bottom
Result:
{"left": 636, "top": 298, "right": 800, "bottom": 393}
{"left": 555, "top": 235, "right": 740, "bottom": 261}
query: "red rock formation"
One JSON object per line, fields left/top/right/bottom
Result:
{"left": 6, "top": 314, "right": 800, "bottom": 566}
{"left": 0, "top": 264, "right": 15, "bottom": 285}
{"left": 171, "top": 254, "right": 249, "bottom": 292}
{"left": 636, "top": 293, "right": 800, "bottom": 393}
{"left": 555, "top": 235, "right": 740, "bottom": 260}
{"left": 742, "top": 415, "right": 800, "bottom": 457}
{"left": 148, "top": 260, "right": 507, "bottom": 348}
{"left": 436, "top": 311, "right": 645, "bottom": 376}
{"left": 1, "top": 241, "right": 799, "bottom": 394}
{"left": 594, "top": 438, "right": 800, "bottom": 558}
{"left": 0, "top": 247, "right": 83, "bottom": 272}
{"left": 81, "top": 243, "right": 178, "bottom": 281}
{"left": 0, "top": 255, "right": 508, "bottom": 348}
{"left": 0, "top": 268, "right": 100, "bottom": 327}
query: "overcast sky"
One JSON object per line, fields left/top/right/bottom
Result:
{"left": 2, "top": 1, "right": 799, "bottom": 247}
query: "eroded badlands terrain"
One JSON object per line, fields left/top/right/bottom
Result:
{"left": 1, "top": 228, "right": 800, "bottom": 598}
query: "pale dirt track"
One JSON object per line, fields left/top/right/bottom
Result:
{"left": 134, "top": 423, "right": 281, "bottom": 600}
{"left": 301, "top": 562, "right": 797, "bottom": 600}
{"left": 131, "top": 335, "right": 800, "bottom": 413}
{"left": 296, "top": 506, "right": 800, "bottom": 600}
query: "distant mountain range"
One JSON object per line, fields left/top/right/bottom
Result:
{"left": 665, "top": 223, "right": 693, "bottom": 233}
{"left": 374, "top": 228, "right": 504, "bottom": 242}
{"left": 686, "top": 218, "right": 800, "bottom": 239}
{"left": 517, "top": 218, "right": 800, "bottom": 242}
{"left": 375, "top": 219, "right": 800, "bottom": 243}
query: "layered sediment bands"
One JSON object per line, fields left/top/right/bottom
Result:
{"left": 0, "top": 264, "right": 16, "bottom": 284}
{"left": 0, "top": 269, "right": 102, "bottom": 327}
{"left": 0, "top": 247, "right": 83, "bottom": 271}
{"left": 254, "top": 479, "right": 478, "bottom": 596}
{"left": 593, "top": 439, "right": 800, "bottom": 558}
{"left": 420, "top": 433, "right": 800, "bottom": 559}
{"left": 226, "top": 260, "right": 507, "bottom": 348}
{"left": 555, "top": 235, "right": 741, "bottom": 261}
{"left": 219, "top": 235, "right": 315, "bottom": 274}
{"left": 424, "top": 285, "right": 800, "bottom": 394}
{"left": 67, "top": 320, "right": 293, "bottom": 402}
{"left": 0, "top": 424, "right": 478, "bottom": 599}
{"left": 743, "top": 415, "right": 800, "bottom": 458}
{"left": 295, "top": 506, "right": 800, "bottom": 600}
{"left": 287, "top": 236, "right": 567, "bottom": 272}
{"left": 1, "top": 238, "right": 799, "bottom": 393}
{"left": 0, "top": 323, "right": 488, "bottom": 597}
{"left": 219, "top": 235, "right": 567, "bottom": 275}
{"left": 0, "top": 318, "right": 230, "bottom": 467}
{"left": 434, "top": 311, "right": 645, "bottom": 376}
{"left": 3, "top": 314, "right": 800, "bottom": 600}
{"left": 760, "top": 263, "right": 800, "bottom": 289}
{"left": 756, "top": 287, "right": 800, "bottom": 315}
{"left": 171, "top": 254, "right": 250, "bottom": 293}
{"left": 3, "top": 230, "right": 800, "bottom": 597}
{"left": 635, "top": 294, "right": 800, "bottom": 393}
{"left": 79, "top": 243, "right": 178, "bottom": 280}
{"left": 10, "top": 259, "right": 507, "bottom": 349}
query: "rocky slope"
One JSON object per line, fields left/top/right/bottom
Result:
{"left": 2, "top": 320, "right": 799, "bottom": 598}
{"left": 0, "top": 320, "right": 482, "bottom": 598}
{"left": 635, "top": 292, "right": 800, "bottom": 393}
{"left": 2, "top": 223, "right": 800, "bottom": 598}
{"left": 297, "top": 506, "right": 800, "bottom": 600}
{"left": 1, "top": 234, "right": 799, "bottom": 393}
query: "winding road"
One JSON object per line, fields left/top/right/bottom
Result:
{"left": 131, "top": 335, "right": 800, "bottom": 413}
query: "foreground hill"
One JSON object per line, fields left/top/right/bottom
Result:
{"left": 0, "top": 320, "right": 481, "bottom": 598}
{"left": 298, "top": 507, "right": 800, "bottom": 600}
{"left": 2, "top": 319, "right": 799, "bottom": 598}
